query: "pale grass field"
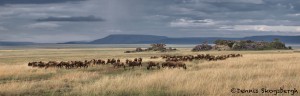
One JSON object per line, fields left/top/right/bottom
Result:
{"left": 0, "top": 48, "right": 299, "bottom": 96}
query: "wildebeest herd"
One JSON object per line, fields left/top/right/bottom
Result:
{"left": 28, "top": 54, "right": 242, "bottom": 70}
{"left": 161, "top": 54, "right": 243, "bottom": 62}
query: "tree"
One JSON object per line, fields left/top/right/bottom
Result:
{"left": 150, "top": 43, "right": 166, "bottom": 51}
{"left": 271, "top": 38, "right": 286, "bottom": 49}
{"left": 274, "top": 38, "right": 280, "bottom": 42}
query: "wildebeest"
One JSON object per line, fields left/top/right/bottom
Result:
{"left": 28, "top": 62, "right": 37, "bottom": 67}
{"left": 37, "top": 61, "right": 46, "bottom": 68}
{"left": 138, "top": 58, "right": 142, "bottom": 62}
{"left": 134, "top": 58, "right": 138, "bottom": 62}
{"left": 117, "top": 59, "right": 121, "bottom": 63}
{"left": 113, "top": 62, "right": 126, "bottom": 70}
{"left": 45, "top": 61, "right": 59, "bottom": 69}
{"left": 92, "top": 59, "right": 105, "bottom": 65}
{"left": 147, "top": 61, "right": 160, "bottom": 70}
{"left": 161, "top": 53, "right": 243, "bottom": 62}
{"left": 150, "top": 56, "right": 159, "bottom": 59}
{"left": 161, "top": 61, "right": 187, "bottom": 69}
{"left": 107, "top": 58, "right": 117, "bottom": 64}
{"left": 127, "top": 61, "right": 142, "bottom": 69}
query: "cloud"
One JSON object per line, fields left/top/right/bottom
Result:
{"left": 27, "top": 22, "right": 60, "bottom": 29}
{"left": 224, "top": 25, "right": 300, "bottom": 32}
{"left": 1, "top": 0, "right": 300, "bottom": 43}
{"left": 186, "top": 0, "right": 264, "bottom": 4}
{"left": 287, "top": 13, "right": 300, "bottom": 17}
{"left": 0, "top": 0, "right": 86, "bottom": 5}
{"left": 170, "top": 18, "right": 216, "bottom": 27}
{"left": 107, "top": 29, "right": 122, "bottom": 33}
{"left": 0, "top": 26, "right": 7, "bottom": 31}
{"left": 36, "top": 15, "right": 105, "bottom": 22}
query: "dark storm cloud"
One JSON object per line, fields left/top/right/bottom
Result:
{"left": 1, "top": 0, "right": 300, "bottom": 43}
{"left": 161, "top": 0, "right": 299, "bottom": 21}
{"left": 0, "top": 0, "right": 86, "bottom": 5}
{"left": 36, "top": 16, "right": 105, "bottom": 22}
{"left": 205, "top": 2, "right": 265, "bottom": 12}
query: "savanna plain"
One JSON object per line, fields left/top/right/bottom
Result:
{"left": 0, "top": 47, "right": 299, "bottom": 96}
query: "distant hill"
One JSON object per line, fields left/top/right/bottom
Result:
{"left": 0, "top": 41, "right": 36, "bottom": 46}
{"left": 90, "top": 34, "right": 168, "bottom": 44}
{"left": 61, "top": 34, "right": 300, "bottom": 44}
{"left": 242, "top": 35, "right": 300, "bottom": 44}
{"left": 153, "top": 37, "right": 239, "bottom": 44}
{"left": 2, "top": 35, "right": 299, "bottom": 46}
{"left": 58, "top": 41, "right": 89, "bottom": 44}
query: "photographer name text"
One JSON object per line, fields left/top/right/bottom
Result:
{"left": 231, "top": 87, "right": 298, "bottom": 95}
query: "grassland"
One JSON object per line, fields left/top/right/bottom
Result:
{"left": 0, "top": 48, "right": 299, "bottom": 96}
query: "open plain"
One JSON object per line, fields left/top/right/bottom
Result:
{"left": 0, "top": 47, "right": 299, "bottom": 96}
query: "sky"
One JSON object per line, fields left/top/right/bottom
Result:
{"left": 0, "top": 0, "right": 300, "bottom": 43}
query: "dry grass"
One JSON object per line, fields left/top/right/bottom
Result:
{"left": 0, "top": 48, "right": 299, "bottom": 96}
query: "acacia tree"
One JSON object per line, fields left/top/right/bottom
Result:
{"left": 150, "top": 43, "right": 166, "bottom": 51}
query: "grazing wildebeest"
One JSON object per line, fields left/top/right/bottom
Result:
{"left": 147, "top": 61, "right": 160, "bottom": 70}
{"left": 125, "top": 59, "right": 131, "bottom": 64}
{"left": 91, "top": 59, "right": 105, "bottom": 65}
{"left": 106, "top": 58, "right": 116, "bottom": 64}
{"left": 45, "top": 61, "right": 59, "bottom": 69}
{"left": 150, "top": 56, "right": 159, "bottom": 59}
{"left": 117, "top": 59, "right": 121, "bottom": 63}
{"left": 138, "top": 58, "right": 143, "bottom": 62}
{"left": 113, "top": 62, "right": 126, "bottom": 70}
{"left": 111, "top": 58, "right": 116, "bottom": 64}
{"left": 162, "top": 61, "right": 176, "bottom": 68}
{"left": 28, "top": 62, "right": 37, "bottom": 67}
{"left": 106, "top": 59, "right": 111, "bottom": 64}
{"left": 176, "top": 62, "right": 187, "bottom": 69}
{"left": 134, "top": 58, "right": 138, "bottom": 62}
{"left": 161, "top": 61, "right": 186, "bottom": 69}
{"left": 127, "top": 61, "right": 142, "bottom": 69}
{"left": 37, "top": 61, "right": 46, "bottom": 68}
{"left": 59, "top": 61, "right": 70, "bottom": 69}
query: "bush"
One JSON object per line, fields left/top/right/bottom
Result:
{"left": 192, "top": 44, "right": 212, "bottom": 51}
{"left": 229, "top": 39, "right": 288, "bottom": 50}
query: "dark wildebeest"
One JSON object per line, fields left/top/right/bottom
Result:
{"left": 176, "top": 62, "right": 187, "bottom": 69}
{"left": 111, "top": 58, "right": 116, "bottom": 64}
{"left": 45, "top": 61, "right": 59, "bottom": 69}
{"left": 106, "top": 59, "right": 111, "bottom": 64}
{"left": 127, "top": 61, "right": 142, "bottom": 69}
{"left": 134, "top": 58, "right": 138, "bottom": 62}
{"left": 74, "top": 61, "right": 88, "bottom": 68}
{"left": 113, "top": 62, "right": 126, "bottom": 70}
{"left": 37, "top": 61, "right": 46, "bottom": 68}
{"left": 162, "top": 61, "right": 176, "bottom": 68}
{"left": 106, "top": 58, "right": 116, "bottom": 65}
{"left": 126, "top": 59, "right": 129, "bottom": 64}
{"left": 117, "top": 59, "right": 121, "bottom": 63}
{"left": 147, "top": 61, "right": 160, "bottom": 70}
{"left": 150, "top": 56, "right": 159, "bottom": 59}
{"left": 28, "top": 62, "right": 37, "bottom": 67}
{"left": 138, "top": 58, "right": 142, "bottom": 63}
{"left": 162, "top": 61, "right": 186, "bottom": 69}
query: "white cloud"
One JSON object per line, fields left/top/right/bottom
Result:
{"left": 27, "top": 22, "right": 60, "bottom": 29}
{"left": 225, "top": 25, "right": 300, "bottom": 32}
{"left": 287, "top": 13, "right": 300, "bottom": 17}
{"left": 170, "top": 18, "right": 216, "bottom": 27}
{"left": 107, "top": 29, "right": 122, "bottom": 33}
